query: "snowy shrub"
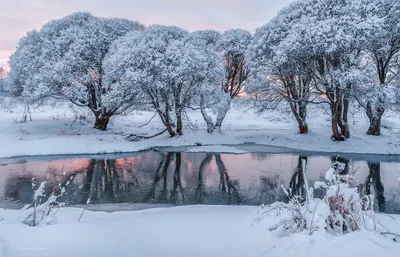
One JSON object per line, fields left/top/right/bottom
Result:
{"left": 22, "top": 174, "right": 73, "bottom": 226}
{"left": 255, "top": 188, "right": 329, "bottom": 237}
{"left": 321, "top": 162, "right": 367, "bottom": 234}
{"left": 255, "top": 160, "right": 375, "bottom": 237}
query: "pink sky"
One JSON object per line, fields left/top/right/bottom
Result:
{"left": 0, "top": 0, "right": 293, "bottom": 70}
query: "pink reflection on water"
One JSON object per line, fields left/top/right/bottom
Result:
{"left": 1, "top": 152, "right": 400, "bottom": 205}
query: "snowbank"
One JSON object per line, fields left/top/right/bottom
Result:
{"left": 0, "top": 205, "right": 399, "bottom": 257}
{"left": 1, "top": 102, "right": 400, "bottom": 158}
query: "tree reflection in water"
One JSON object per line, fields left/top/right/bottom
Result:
{"left": 69, "top": 152, "right": 243, "bottom": 205}
{"left": 258, "top": 175, "right": 281, "bottom": 205}
{"left": 2, "top": 152, "right": 398, "bottom": 214}
{"left": 365, "top": 162, "right": 385, "bottom": 212}
{"left": 288, "top": 156, "right": 307, "bottom": 203}
{"left": 144, "top": 152, "right": 171, "bottom": 203}
{"left": 330, "top": 156, "right": 350, "bottom": 175}
{"left": 215, "top": 154, "right": 241, "bottom": 204}
{"left": 147, "top": 153, "right": 242, "bottom": 205}
{"left": 75, "top": 159, "right": 141, "bottom": 204}
{"left": 170, "top": 153, "right": 184, "bottom": 204}
{"left": 194, "top": 154, "right": 213, "bottom": 203}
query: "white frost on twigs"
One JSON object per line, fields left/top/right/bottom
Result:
{"left": 314, "top": 181, "right": 328, "bottom": 189}
{"left": 34, "top": 181, "right": 46, "bottom": 199}
{"left": 325, "top": 168, "right": 335, "bottom": 181}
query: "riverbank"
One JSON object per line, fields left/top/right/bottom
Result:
{"left": 1, "top": 100, "right": 400, "bottom": 158}
{"left": 0, "top": 205, "right": 399, "bottom": 257}
{"left": 0, "top": 201, "right": 173, "bottom": 211}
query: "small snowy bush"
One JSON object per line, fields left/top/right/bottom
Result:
{"left": 22, "top": 174, "right": 73, "bottom": 226}
{"left": 321, "top": 162, "right": 370, "bottom": 234}
{"left": 255, "top": 160, "right": 375, "bottom": 237}
{"left": 255, "top": 189, "right": 329, "bottom": 237}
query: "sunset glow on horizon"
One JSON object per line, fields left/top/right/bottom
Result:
{"left": 0, "top": 0, "right": 294, "bottom": 70}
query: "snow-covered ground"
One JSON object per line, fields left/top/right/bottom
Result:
{"left": 1, "top": 98, "right": 400, "bottom": 159}
{"left": 1, "top": 100, "right": 400, "bottom": 257}
{"left": 0, "top": 205, "right": 399, "bottom": 257}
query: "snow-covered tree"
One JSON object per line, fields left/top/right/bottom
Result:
{"left": 104, "top": 26, "right": 223, "bottom": 136}
{"left": 8, "top": 30, "right": 45, "bottom": 98}
{"left": 248, "top": 1, "right": 314, "bottom": 134}
{"left": 8, "top": 12, "right": 143, "bottom": 130}
{"left": 190, "top": 29, "right": 251, "bottom": 133}
{"left": 356, "top": 0, "right": 400, "bottom": 135}
{"left": 189, "top": 30, "right": 220, "bottom": 49}
{"left": 293, "top": 0, "right": 362, "bottom": 140}
{"left": 215, "top": 29, "right": 252, "bottom": 132}
{"left": 188, "top": 30, "right": 224, "bottom": 133}
{"left": 251, "top": 0, "right": 370, "bottom": 141}
{"left": 0, "top": 67, "right": 6, "bottom": 92}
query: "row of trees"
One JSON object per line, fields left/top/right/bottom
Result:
{"left": 249, "top": 0, "right": 400, "bottom": 140}
{"left": 7, "top": 0, "right": 400, "bottom": 140}
{"left": 8, "top": 12, "right": 249, "bottom": 134}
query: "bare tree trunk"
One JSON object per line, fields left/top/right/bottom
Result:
{"left": 338, "top": 85, "right": 350, "bottom": 139}
{"left": 366, "top": 102, "right": 384, "bottom": 136}
{"left": 94, "top": 115, "right": 110, "bottom": 131}
{"left": 164, "top": 122, "right": 176, "bottom": 137}
{"left": 298, "top": 101, "right": 308, "bottom": 134}
{"left": 214, "top": 99, "right": 231, "bottom": 133}
{"left": 331, "top": 106, "right": 345, "bottom": 141}
{"left": 202, "top": 110, "right": 215, "bottom": 133}
{"left": 294, "top": 115, "right": 308, "bottom": 134}
{"left": 289, "top": 101, "right": 308, "bottom": 134}
{"left": 200, "top": 96, "right": 215, "bottom": 133}
{"left": 26, "top": 104, "right": 33, "bottom": 121}
{"left": 163, "top": 103, "right": 176, "bottom": 137}
{"left": 329, "top": 86, "right": 349, "bottom": 141}
{"left": 338, "top": 117, "right": 350, "bottom": 139}
{"left": 331, "top": 122, "right": 345, "bottom": 141}
{"left": 176, "top": 110, "right": 183, "bottom": 136}
{"left": 365, "top": 57, "right": 389, "bottom": 136}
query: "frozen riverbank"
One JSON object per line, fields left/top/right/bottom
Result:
{"left": 1, "top": 101, "right": 400, "bottom": 158}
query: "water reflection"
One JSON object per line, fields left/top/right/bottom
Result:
{"left": 331, "top": 157, "right": 350, "bottom": 175}
{"left": 288, "top": 156, "right": 307, "bottom": 202}
{"left": 365, "top": 162, "right": 385, "bottom": 212}
{"left": 1, "top": 151, "right": 400, "bottom": 213}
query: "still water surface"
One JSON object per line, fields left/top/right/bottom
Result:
{"left": 1, "top": 150, "right": 400, "bottom": 213}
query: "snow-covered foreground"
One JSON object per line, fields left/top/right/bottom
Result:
{"left": 0, "top": 205, "right": 399, "bottom": 257}
{"left": 1, "top": 100, "right": 400, "bottom": 158}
